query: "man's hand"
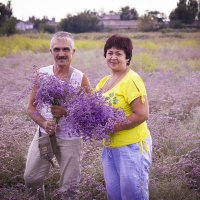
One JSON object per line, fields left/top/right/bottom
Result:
{"left": 51, "top": 105, "right": 68, "bottom": 118}
{"left": 42, "top": 120, "right": 58, "bottom": 135}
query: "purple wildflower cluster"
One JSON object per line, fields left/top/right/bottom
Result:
{"left": 35, "top": 72, "right": 79, "bottom": 109}
{"left": 66, "top": 91, "right": 126, "bottom": 141}
{"left": 178, "top": 146, "right": 200, "bottom": 192}
{"left": 35, "top": 73, "right": 125, "bottom": 140}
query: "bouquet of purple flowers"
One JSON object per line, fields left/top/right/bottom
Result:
{"left": 34, "top": 73, "right": 126, "bottom": 141}
{"left": 35, "top": 73, "right": 80, "bottom": 110}
{"left": 66, "top": 91, "right": 126, "bottom": 141}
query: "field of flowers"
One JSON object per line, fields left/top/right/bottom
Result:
{"left": 0, "top": 32, "right": 200, "bottom": 200}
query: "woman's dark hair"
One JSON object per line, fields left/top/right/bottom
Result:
{"left": 104, "top": 34, "right": 133, "bottom": 66}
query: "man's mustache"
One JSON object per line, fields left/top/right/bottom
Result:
{"left": 57, "top": 56, "right": 67, "bottom": 60}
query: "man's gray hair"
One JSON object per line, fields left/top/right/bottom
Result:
{"left": 50, "top": 31, "right": 75, "bottom": 49}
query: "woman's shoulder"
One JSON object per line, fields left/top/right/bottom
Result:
{"left": 127, "top": 69, "right": 141, "bottom": 78}
{"left": 123, "top": 69, "right": 143, "bottom": 83}
{"left": 122, "top": 69, "right": 146, "bottom": 92}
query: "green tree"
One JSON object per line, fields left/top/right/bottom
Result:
{"left": 147, "top": 11, "right": 167, "bottom": 22}
{"left": 59, "top": 10, "right": 101, "bottom": 33}
{"left": 39, "top": 23, "right": 56, "bottom": 33}
{"left": 0, "top": 0, "right": 12, "bottom": 27}
{"left": 187, "top": 0, "right": 199, "bottom": 22}
{"left": 0, "top": 1, "right": 17, "bottom": 35}
{"left": 137, "top": 14, "right": 157, "bottom": 31}
{"left": 29, "top": 16, "right": 41, "bottom": 30}
{"left": 1, "top": 17, "right": 17, "bottom": 35}
{"left": 169, "top": 0, "right": 198, "bottom": 23}
{"left": 28, "top": 16, "right": 57, "bottom": 33}
{"left": 120, "top": 6, "right": 138, "bottom": 20}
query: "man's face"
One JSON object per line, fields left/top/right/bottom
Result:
{"left": 50, "top": 39, "right": 75, "bottom": 67}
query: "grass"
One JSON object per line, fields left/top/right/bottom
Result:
{"left": 0, "top": 32, "right": 200, "bottom": 199}
{"left": 0, "top": 35, "right": 49, "bottom": 56}
{"left": 0, "top": 33, "right": 105, "bottom": 57}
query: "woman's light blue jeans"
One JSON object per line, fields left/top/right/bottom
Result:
{"left": 102, "top": 136, "right": 152, "bottom": 200}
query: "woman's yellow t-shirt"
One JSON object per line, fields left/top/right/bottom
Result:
{"left": 96, "top": 69, "right": 150, "bottom": 148}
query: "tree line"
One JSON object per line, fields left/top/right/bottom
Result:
{"left": 0, "top": 0, "right": 200, "bottom": 35}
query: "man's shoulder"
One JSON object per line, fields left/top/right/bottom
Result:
{"left": 70, "top": 67, "right": 84, "bottom": 86}
{"left": 72, "top": 67, "right": 84, "bottom": 75}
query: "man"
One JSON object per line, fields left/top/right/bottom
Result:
{"left": 24, "top": 31, "right": 91, "bottom": 199}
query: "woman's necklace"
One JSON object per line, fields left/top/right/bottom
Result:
{"left": 102, "top": 68, "right": 129, "bottom": 93}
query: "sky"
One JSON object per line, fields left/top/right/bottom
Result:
{"left": 1, "top": 0, "right": 180, "bottom": 22}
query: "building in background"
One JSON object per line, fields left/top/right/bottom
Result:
{"left": 16, "top": 21, "right": 34, "bottom": 31}
{"left": 99, "top": 14, "right": 138, "bottom": 31}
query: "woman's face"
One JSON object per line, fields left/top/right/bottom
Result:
{"left": 106, "top": 47, "right": 129, "bottom": 72}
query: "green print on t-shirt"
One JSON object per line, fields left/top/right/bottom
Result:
{"left": 105, "top": 92, "right": 118, "bottom": 105}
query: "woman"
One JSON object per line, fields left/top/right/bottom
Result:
{"left": 96, "top": 35, "right": 152, "bottom": 200}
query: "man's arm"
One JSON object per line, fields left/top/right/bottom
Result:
{"left": 27, "top": 84, "right": 56, "bottom": 134}
{"left": 81, "top": 74, "right": 92, "bottom": 93}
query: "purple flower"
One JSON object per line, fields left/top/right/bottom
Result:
{"left": 24, "top": 72, "right": 126, "bottom": 141}
{"left": 35, "top": 73, "right": 80, "bottom": 110}
{"left": 65, "top": 91, "right": 126, "bottom": 141}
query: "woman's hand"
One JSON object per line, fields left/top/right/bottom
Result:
{"left": 113, "top": 123, "right": 122, "bottom": 133}
{"left": 51, "top": 105, "right": 68, "bottom": 118}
